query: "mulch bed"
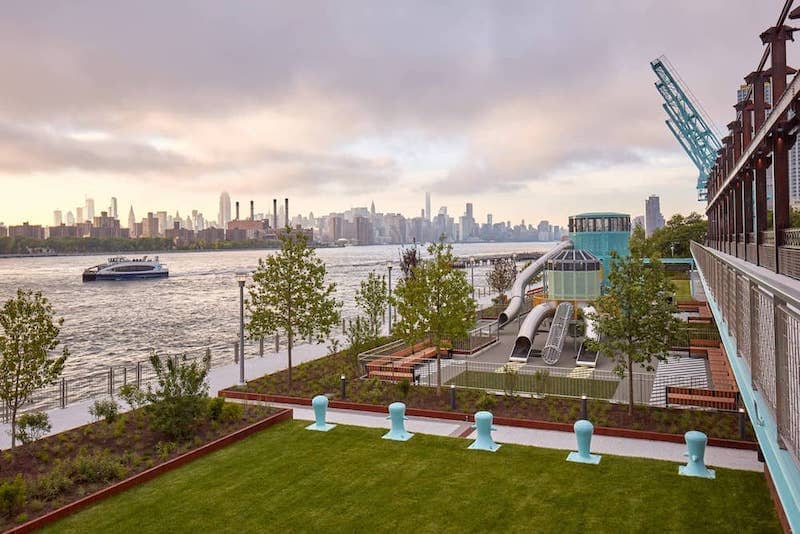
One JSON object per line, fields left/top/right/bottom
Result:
{"left": 237, "top": 350, "right": 755, "bottom": 442}
{"left": 0, "top": 404, "right": 278, "bottom": 530}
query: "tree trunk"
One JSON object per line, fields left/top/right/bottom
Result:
{"left": 287, "top": 332, "right": 293, "bottom": 390}
{"left": 436, "top": 351, "right": 442, "bottom": 393}
{"left": 10, "top": 408, "right": 16, "bottom": 449}
{"left": 627, "top": 357, "right": 634, "bottom": 416}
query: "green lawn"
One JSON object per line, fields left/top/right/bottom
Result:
{"left": 672, "top": 278, "right": 693, "bottom": 302}
{"left": 48, "top": 421, "right": 779, "bottom": 533}
{"left": 448, "top": 370, "right": 620, "bottom": 400}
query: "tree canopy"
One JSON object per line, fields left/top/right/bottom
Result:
{"left": 647, "top": 212, "right": 706, "bottom": 257}
{"left": 355, "top": 272, "right": 388, "bottom": 338}
{"left": 246, "top": 229, "right": 341, "bottom": 387}
{"left": 486, "top": 258, "right": 516, "bottom": 303}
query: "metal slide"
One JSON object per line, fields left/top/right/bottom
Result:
{"left": 541, "top": 302, "right": 573, "bottom": 365}
{"left": 509, "top": 301, "right": 556, "bottom": 362}
{"left": 498, "top": 239, "right": 573, "bottom": 327}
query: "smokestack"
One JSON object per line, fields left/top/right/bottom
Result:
{"left": 235, "top": 201, "right": 240, "bottom": 221}
{"left": 273, "top": 199, "right": 277, "bottom": 230}
{"left": 250, "top": 200, "right": 254, "bottom": 221}
{"left": 284, "top": 198, "right": 289, "bottom": 228}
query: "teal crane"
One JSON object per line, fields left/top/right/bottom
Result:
{"left": 650, "top": 55, "right": 722, "bottom": 202}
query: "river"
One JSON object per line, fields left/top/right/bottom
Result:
{"left": 0, "top": 242, "right": 556, "bottom": 377}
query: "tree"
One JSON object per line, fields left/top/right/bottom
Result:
{"left": 247, "top": 229, "right": 341, "bottom": 388}
{"left": 145, "top": 351, "right": 211, "bottom": 440}
{"left": 0, "top": 289, "right": 67, "bottom": 448}
{"left": 587, "top": 250, "right": 684, "bottom": 415}
{"left": 486, "top": 258, "right": 516, "bottom": 304}
{"left": 355, "top": 272, "right": 388, "bottom": 337}
{"left": 398, "top": 243, "right": 420, "bottom": 279}
{"left": 647, "top": 212, "right": 706, "bottom": 257}
{"left": 392, "top": 239, "right": 475, "bottom": 391}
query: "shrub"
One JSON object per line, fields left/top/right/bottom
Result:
{"left": 475, "top": 392, "right": 497, "bottom": 411}
{"left": 397, "top": 379, "right": 411, "bottom": 398}
{"left": 145, "top": 352, "right": 211, "bottom": 440}
{"left": 501, "top": 364, "right": 518, "bottom": 397}
{"left": 0, "top": 475, "right": 26, "bottom": 518}
{"left": 220, "top": 402, "right": 243, "bottom": 423}
{"left": 67, "top": 452, "right": 126, "bottom": 484}
{"left": 32, "top": 466, "right": 73, "bottom": 501}
{"left": 208, "top": 397, "right": 225, "bottom": 421}
{"left": 14, "top": 411, "right": 51, "bottom": 445}
{"left": 119, "top": 384, "right": 147, "bottom": 413}
{"left": 89, "top": 399, "right": 119, "bottom": 424}
{"left": 154, "top": 441, "right": 178, "bottom": 460}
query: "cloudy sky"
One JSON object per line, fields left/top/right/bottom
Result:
{"left": 0, "top": 1, "right": 784, "bottom": 227}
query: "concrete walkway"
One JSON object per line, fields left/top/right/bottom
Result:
{"left": 269, "top": 402, "right": 763, "bottom": 472}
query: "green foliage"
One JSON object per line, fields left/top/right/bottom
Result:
{"left": 0, "top": 475, "right": 26, "bottom": 518}
{"left": 646, "top": 212, "right": 706, "bottom": 257}
{"left": 475, "top": 391, "right": 497, "bottom": 411}
{"left": 145, "top": 352, "right": 211, "bottom": 440}
{"left": 533, "top": 370, "right": 549, "bottom": 396}
{"left": 155, "top": 441, "right": 178, "bottom": 460}
{"left": 247, "top": 229, "right": 342, "bottom": 387}
{"left": 344, "top": 316, "right": 373, "bottom": 359}
{"left": 587, "top": 249, "right": 684, "bottom": 415}
{"left": 486, "top": 258, "right": 516, "bottom": 298}
{"left": 208, "top": 397, "right": 225, "bottom": 421}
{"left": 392, "top": 239, "right": 475, "bottom": 389}
{"left": 501, "top": 364, "right": 518, "bottom": 396}
{"left": 67, "top": 452, "right": 127, "bottom": 483}
{"left": 355, "top": 272, "right": 388, "bottom": 338}
{"left": 14, "top": 411, "right": 51, "bottom": 445}
{"left": 119, "top": 384, "right": 147, "bottom": 413}
{"left": 220, "top": 402, "right": 243, "bottom": 423}
{"left": 0, "top": 289, "right": 67, "bottom": 448}
{"left": 89, "top": 399, "right": 120, "bottom": 424}
{"left": 32, "top": 467, "right": 73, "bottom": 501}
{"left": 397, "top": 379, "right": 411, "bottom": 398}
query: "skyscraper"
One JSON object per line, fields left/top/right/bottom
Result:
{"left": 128, "top": 206, "right": 136, "bottom": 237}
{"left": 66, "top": 211, "right": 75, "bottom": 225}
{"left": 76, "top": 207, "right": 84, "bottom": 222}
{"left": 53, "top": 210, "right": 63, "bottom": 226}
{"left": 218, "top": 192, "right": 231, "bottom": 229}
{"left": 425, "top": 192, "right": 431, "bottom": 221}
{"left": 110, "top": 197, "right": 118, "bottom": 219}
{"left": 85, "top": 198, "right": 95, "bottom": 221}
{"left": 645, "top": 195, "right": 665, "bottom": 237}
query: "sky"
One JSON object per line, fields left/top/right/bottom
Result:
{"left": 0, "top": 0, "right": 786, "bottom": 228}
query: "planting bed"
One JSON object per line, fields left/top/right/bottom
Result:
{"left": 0, "top": 403, "right": 279, "bottom": 530}
{"left": 237, "top": 350, "right": 755, "bottom": 441}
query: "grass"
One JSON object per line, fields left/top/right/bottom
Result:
{"left": 672, "top": 278, "right": 693, "bottom": 302}
{"left": 48, "top": 420, "right": 779, "bottom": 533}
{"left": 448, "top": 370, "right": 619, "bottom": 400}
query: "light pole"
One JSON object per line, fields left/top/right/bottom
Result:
{"left": 469, "top": 256, "right": 475, "bottom": 301}
{"left": 236, "top": 270, "right": 249, "bottom": 386}
{"left": 387, "top": 261, "right": 393, "bottom": 332}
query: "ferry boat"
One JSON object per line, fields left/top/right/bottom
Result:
{"left": 82, "top": 256, "right": 169, "bottom": 282}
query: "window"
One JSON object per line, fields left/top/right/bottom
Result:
{"left": 111, "top": 265, "right": 154, "bottom": 272}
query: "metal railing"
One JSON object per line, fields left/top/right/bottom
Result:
{"left": 780, "top": 227, "right": 800, "bottom": 248}
{"left": 451, "top": 321, "right": 499, "bottom": 354}
{"left": 691, "top": 241, "right": 800, "bottom": 467}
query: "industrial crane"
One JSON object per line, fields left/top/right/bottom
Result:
{"left": 650, "top": 55, "right": 722, "bottom": 201}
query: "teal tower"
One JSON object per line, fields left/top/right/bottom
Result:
{"left": 568, "top": 213, "right": 631, "bottom": 286}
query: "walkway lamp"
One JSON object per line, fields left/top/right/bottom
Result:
{"left": 236, "top": 270, "right": 249, "bottom": 385}
{"left": 387, "top": 261, "right": 393, "bottom": 331}
{"left": 469, "top": 256, "right": 476, "bottom": 300}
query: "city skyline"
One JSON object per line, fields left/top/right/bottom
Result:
{"left": 0, "top": 1, "right": 777, "bottom": 229}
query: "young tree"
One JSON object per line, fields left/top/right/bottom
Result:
{"left": 355, "top": 272, "right": 388, "bottom": 337}
{"left": 587, "top": 251, "right": 684, "bottom": 415}
{"left": 486, "top": 258, "right": 516, "bottom": 304}
{"left": 398, "top": 243, "right": 420, "bottom": 279}
{"left": 247, "top": 229, "right": 341, "bottom": 388}
{"left": 145, "top": 352, "right": 211, "bottom": 439}
{"left": 0, "top": 289, "right": 67, "bottom": 448}
{"left": 392, "top": 239, "right": 475, "bottom": 391}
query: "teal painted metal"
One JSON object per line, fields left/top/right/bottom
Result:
{"left": 383, "top": 402, "right": 413, "bottom": 441}
{"left": 650, "top": 56, "right": 721, "bottom": 202}
{"left": 306, "top": 395, "right": 336, "bottom": 432}
{"left": 569, "top": 213, "right": 630, "bottom": 286}
{"left": 566, "top": 419, "right": 601, "bottom": 464}
{"left": 468, "top": 411, "right": 500, "bottom": 452}
{"left": 678, "top": 430, "right": 715, "bottom": 479}
{"left": 693, "top": 256, "right": 800, "bottom": 530}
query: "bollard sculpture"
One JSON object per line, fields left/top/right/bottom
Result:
{"left": 566, "top": 419, "right": 601, "bottom": 464}
{"left": 679, "top": 430, "right": 715, "bottom": 479}
{"left": 468, "top": 411, "right": 501, "bottom": 452}
{"left": 306, "top": 395, "right": 336, "bottom": 432}
{"left": 383, "top": 402, "right": 413, "bottom": 441}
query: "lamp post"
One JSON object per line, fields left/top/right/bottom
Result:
{"left": 236, "top": 270, "right": 249, "bottom": 386}
{"left": 469, "top": 256, "right": 475, "bottom": 301}
{"left": 387, "top": 261, "right": 393, "bottom": 332}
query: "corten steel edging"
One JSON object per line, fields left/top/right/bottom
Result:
{"left": 707, "top": 69, "right": 800, "bottom": 211}
{"left": 8, "top": 409, "right": 293, "bottom": 534}
{"left": 219, "top": 390, "right": 756, "bottom": 450}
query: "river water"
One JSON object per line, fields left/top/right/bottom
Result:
{"left": 0, "top": 242, "right": 554, "bottom": 377}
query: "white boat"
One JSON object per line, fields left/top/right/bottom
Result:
{"left": 82, "top": 256, "right": 169, "bottom": 282}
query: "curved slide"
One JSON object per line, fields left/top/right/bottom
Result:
{"left": 498, "top": 239, "right": 573, "bottom": 327}
{"left": 509, "top": 301, "right": 556, "bottom": 362}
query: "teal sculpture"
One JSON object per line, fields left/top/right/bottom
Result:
{"left": 306, "top": 395, "right": 336, "bottom": 432}
{"left": 679, "top": 430, "right": 715, "bottom": 479}
{"left": 566, "top": 419, "right": 601, "bottom": 464}
{"left": 468, "top": 411, "right": 501, "bottom": 452}
{"left": 383, "top": 402, "right": 413, "bottom": 441}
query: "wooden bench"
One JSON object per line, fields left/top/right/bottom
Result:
{"left": 368, "top": 370, "right": 414, "bottom": 381}
{"left": 366, "top": 340, "right": 431, "bottom": 371}
{"left": 367, "top": 347, "right": 438, "bottom": 376}
{"left": 666, "top": 386, "right": 738, "bottom": 411}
